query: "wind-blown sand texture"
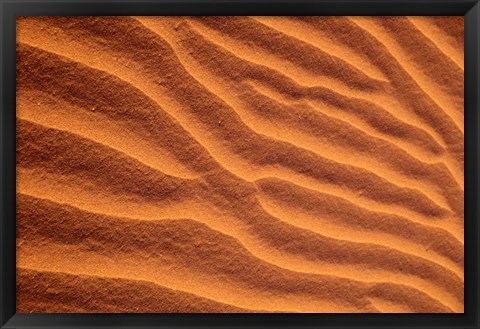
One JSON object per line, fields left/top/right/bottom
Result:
{"left": 16, "top": 16, "right": 464, "bottom": 313}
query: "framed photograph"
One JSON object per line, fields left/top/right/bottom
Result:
{"left": 1, "top": 0, "right": 479, "bottom": 328}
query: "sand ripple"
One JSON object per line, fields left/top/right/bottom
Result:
{"left": 16, "top": 16, "right": 464, "bottom": 313}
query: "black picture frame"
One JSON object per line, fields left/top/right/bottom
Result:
{"left": 1, "top": 0, "right": 479, "bottom": 328}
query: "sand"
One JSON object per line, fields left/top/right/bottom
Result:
{"left": 15, "top": 16, "right": 464, "bottom": 313}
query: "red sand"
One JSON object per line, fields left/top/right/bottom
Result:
{"left": 16, "top": 16, "right": 464, "bottom": 313}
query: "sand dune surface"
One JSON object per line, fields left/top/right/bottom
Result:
{"left": 16, "top": 16, "right": 464, "bottom": 313}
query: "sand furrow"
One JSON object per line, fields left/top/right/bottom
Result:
{"left": 186, "top": 17, "right": 386, "bottom": 92}
{"left": 16, "top": 16, "right": 464, "bottom": 313}
{"left": 252, "top": 175, "right": 463, "bottom": 241}
{"left": 16, "top": 43, "right": 223, "bottom": 176}
{"left": 152, "top": 17, "right": 465, "bottom": 198}
{"left": 17, "top": 167, "right": 464, "bottom": 276}
{"left": 407, "top": 17, "right": 464, "bottom": 70}
{"left": 182, "top": 17, "right": 387, "bottom": 100}
{"left": 245, "top": 79, "right": 448, "bottom": 164}
{"left": 16, "top": 114, "right": 462, "bottom": 290}
{"left": 18, "top": 184, "right": 464, "bottom": 302}
{"left": 16, "top": 16, "right": 458, "bottom": 197}
{"left": 181, "top": 19, "right": 394, "bottom": 107}
{"left": 17, "top": 131, "right": 461, "bottom": 245}
{"left": 17, "top": 268, "right": 257, "bottom": 313}
{"left": 291, "top": 17, "right": 463, "bottom": 166}
{"left": 348, "top": 17, "right": 464, "bottom": 134}
{"left": 17, "top": 40, "right": 454, "bottom": 220}
{"left": 18, "top": 188, "right": 462, "bottom": 286}
{"left": 18, "top": 94, "right": 198, "bottom": 180}
{"left": 20, "top": 86, "right": 452, "bottom": 222}
{"left": 249, "top": 17, "right": 389, "bottom": 82}
{"left": 17, "top": 119, "right": 196, "bottom": 204}
{"left": 138, "top": 18, "right": 461, "bottom": 213}
{"left": 17, "top": 194, "right": 460, "bottom": 312}
{"left": 185, "top": 15, "right": 457, "bottom": 163}
{"left": 114, "top": 19, "right": 456, "bottom": 218}
{"left": 429, "top": 17, "right": 464, "bottom": 48}
{"left": 255, "top": 178, "right": 463, "bottom": 270}
{"left": 17, "top": 197, "right": 382, "bottom": 312}
{"left": 18, "top": 143, "right": 459, "bottom": 245}
{"left": 235, "top": 87, "right": 463, "bottom": 214}
{"left": 373, "top": 17, "right": 463, "bottom": 102}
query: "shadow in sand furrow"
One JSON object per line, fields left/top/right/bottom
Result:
{"left": 18, "top": 194, "right": 457, "bottom": 312}
{"left": 241, "top": 86, "right": 463, "bottom": 216}
{"left": 17, "top": 89, "right": 199, "bottom": 179}
{"left": 287, "top": 17, "right": 464, "bottom": 163}
{"left": 247, "top": 79, "right": 446, "bottom": 159}
{"left": 187, "top": 16, "right": 387, "bottom": 92}
{"left": 17, "top": 119, "right": 195, "bottom": 204}
{"left": 16, "top": 166, "right": 463, "bottom": 306}
{"left": 18, "top": 182, "right": 465, "bottom": 310}
{"left": 17, "top": 268, "right": 256, "bottom": 313}
{"left": 428, "top": 16, "right": 464, "bottom": 48}
{"left": 16, "top": 43, "right": 217, "bottom": 176}
{"left": 373, "top": 17, "right": 463, "bottom": 105}
{"left": 17, "top": 41, "right": 452, "bottom": 219}
{"left": 179, "top": 17, "right": 448, "bottom": 158}
{"left": 255, "top": 177, "right": 463, "bottom": 267}
{"left": 152, "top": 20, "right": 463, "bottom": 215}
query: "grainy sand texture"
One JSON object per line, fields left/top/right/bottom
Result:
{"left": 16, "top": 16, "right": 464, "bottom": 313}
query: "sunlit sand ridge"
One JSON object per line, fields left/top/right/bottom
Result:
{"left": 16, "top": 16, "right": 464, "bottom": 313}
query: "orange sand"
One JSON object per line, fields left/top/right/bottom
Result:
{"left": 16, "top": 16, "right": 464, "bottom": 313}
